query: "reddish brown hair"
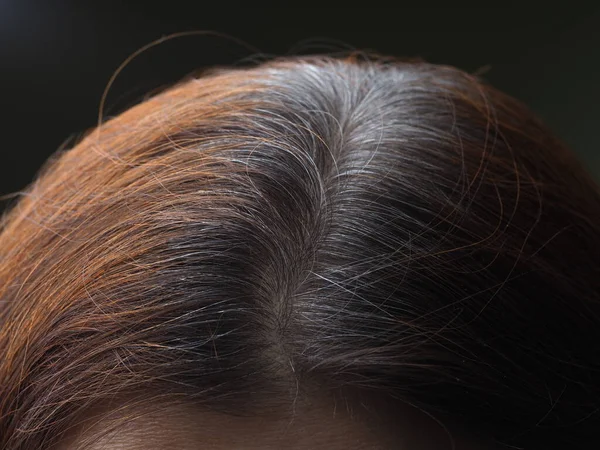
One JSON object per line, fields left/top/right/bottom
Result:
{"left": 1, "top": 55, "right": 600, "bottom": 449}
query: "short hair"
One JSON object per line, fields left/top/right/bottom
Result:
{"left": 1, "top": 55, "right": 600, "bottom": 449}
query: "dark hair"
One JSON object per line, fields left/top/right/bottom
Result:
{"left": 1, "top": 55, "right": 600, "bottom": 449}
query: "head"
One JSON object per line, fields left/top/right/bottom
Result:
{"left": 1, "top": 55, "right": 600, "bottom": 449}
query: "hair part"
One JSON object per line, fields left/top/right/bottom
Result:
{"left": 1, "top": 55, "right": 600, "bottom": 449}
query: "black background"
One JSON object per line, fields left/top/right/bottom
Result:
{"left": 2, "top": 3, "right": 600, "bottom": 211}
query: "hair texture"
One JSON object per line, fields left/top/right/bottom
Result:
{"left": 1, "top": 55, "right": 600, "bottom": 449}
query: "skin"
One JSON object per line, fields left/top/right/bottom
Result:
{"left": 58, "top": 395, "right": 494, "bottom": 450}
{"left": 60, "top": 402, "right": 386, "bottom": 450}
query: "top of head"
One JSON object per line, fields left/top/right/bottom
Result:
{"left": 1, "top": 55, "right": 600, "bottom": 450}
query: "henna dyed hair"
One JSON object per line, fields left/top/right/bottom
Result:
{"left": 1, "top": 55, "right": 600, "bottom": 449}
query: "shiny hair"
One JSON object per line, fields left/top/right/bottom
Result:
{"left": 1, "top": 55, "right": 600, "bottom": 449}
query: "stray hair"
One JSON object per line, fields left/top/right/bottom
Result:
{"left": 1, "top": 54, "right": 600, "bottom": 449}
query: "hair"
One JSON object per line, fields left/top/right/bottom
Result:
{"left": 1, "top": 54, "right": 600, "bottom": 449}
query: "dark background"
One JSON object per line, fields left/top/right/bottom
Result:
{"left": 2, "top": 3, "right": 600, "bottom": 211}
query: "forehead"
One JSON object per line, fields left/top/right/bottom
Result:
{"left": 59, "top": 401, "right": 387, "bottom": 450}
{"left": 57, "top": 397, "right": 494, "bottom": 450}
